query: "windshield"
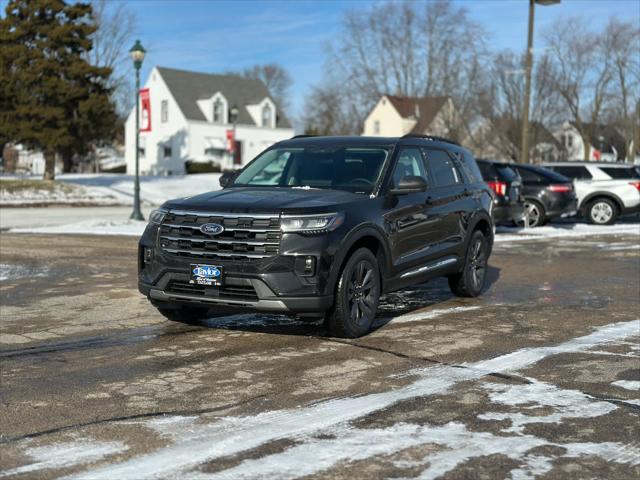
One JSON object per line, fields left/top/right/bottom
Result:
{"left": 232, "top": 147, "right": 390, "bottom": 194}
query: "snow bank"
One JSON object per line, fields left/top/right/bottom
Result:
{"left": 10, "top": 219, "right": 147, "bottom": 237}
{"left": 495, "top": 223, "right": 640, "bottom": 242}
{"left": 0, "top": 173, "right": 222, "bottom": 207}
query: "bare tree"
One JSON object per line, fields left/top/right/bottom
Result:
{"left": 544, "top": 18, "right": 614, "bottom": 160}
{"left": 601, "top": 18, "right": 640, "bottom": 161}
{"left": 470, "top": 51, "right": 563, "bottom": 161}
{"left": 240, "top": 63, "right": 293, "bottom": 115}
{"left": 311, "top": 0, "right": 489, "bottom": 139}
{"left": 85, "top": 0, "right": 137, "bottom": 117}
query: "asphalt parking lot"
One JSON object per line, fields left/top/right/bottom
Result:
{"left": 1, "top": 230, "right": 639, "bottom": 479}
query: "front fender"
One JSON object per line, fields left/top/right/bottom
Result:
{"left": 326, "top": 223, "right": 392, "bottom": 295}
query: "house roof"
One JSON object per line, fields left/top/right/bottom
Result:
{"left": 156, "top": 66, "right": 291, "bottom": 128}
{"left": 385, "top": 95, "right": 449, "bottom": 133}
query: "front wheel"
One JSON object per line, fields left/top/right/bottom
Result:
{"left": 326, "top": 248, "right": 381, "bottom": 338}
{"left": 448, "top": 230, "right": 489, "bottom": 297}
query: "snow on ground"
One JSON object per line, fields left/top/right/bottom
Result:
{"left": 0, "top": 173, "right": 222, "bottom": 207}
{"left": 495, "top": 223, "right": 640, "bottom": 242}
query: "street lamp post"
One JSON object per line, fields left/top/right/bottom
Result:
{"left": 129, "top": 39, "right": 146, "bottom": 221}
{"left": 229, "top": 104, "right": 239, "bottom": 167}
{"left": 520, "top": 0, "right": 560, "bottom": 165}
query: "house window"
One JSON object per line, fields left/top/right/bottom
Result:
{"left": 213, "top": 98, "right": 223, "bottom": 123}
{"left": 374, "top": 120, "right": 380, "bottom": 135}
{"left": 562, "top": 134, "right": 573, "bottom": 148}
{"left": 161, "top": 100, "right": 168, "bottom": 123}
{"left": 163, "top": 145, "right": 172, "bottom": 158}
{"left": 138, "top": 137, "right": 146, "bottom": 157}
{"left": 261, "top": 103, "right": 272, "bottom": 127}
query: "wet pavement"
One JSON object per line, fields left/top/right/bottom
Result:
{"left": 0, "top": 231, "right": 639, "bottom": 479}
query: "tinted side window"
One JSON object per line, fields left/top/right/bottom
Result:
{"left": 456, "top": 152, "right": 483, "bottom": 184}
{"left": 495, "top": 165, "right": 519, "bottom": 182}
{"left": 600, "top": 167, "right": 640, "bottom": 179}
{"left": 392, "top": 147, "right": 428, "bottom": 187}
{"left": 552, "top": 166, "right": 592, "bottom": 180}
{"left": 515, "top": 167, "right": 544, "bottom": 183}
{"left": 477, "top": 161, "right": 496, "bottom": 180}
{"left": 425, "top": 149, "right": 460, "bottom": 187}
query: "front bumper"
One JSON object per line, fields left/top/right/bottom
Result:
{"left": 138, "top": 223, "right": 339, "bottom": 315}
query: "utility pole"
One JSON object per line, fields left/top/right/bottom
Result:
{"left": 520, "top": 0, "right": 560, "bottom": 164}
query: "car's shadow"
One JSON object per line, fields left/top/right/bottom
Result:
{"left": 181, "top": 266, "right": 501, "bottom": 337}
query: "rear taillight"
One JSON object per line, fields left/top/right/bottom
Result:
{"left": 487, "top": 181, "right": 507, "bottom": 196}
{"left": 629, "top": 181, "right": 640, "bottom": 191}
{"left": 548, "top": 184, "right": 573, "bottom": 193}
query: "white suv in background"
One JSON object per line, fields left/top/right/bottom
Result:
{"left": 542, "top": 162, "right": 640, "bottom": 225}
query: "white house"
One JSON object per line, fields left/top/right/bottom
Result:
{"left": 554, "top": 121, "right": 626, "bottom": 162}
{"left": 362, "top": 95, "right": 461, "bottom": 139}
{"left": 125, "top": 67, "right": 294, "bottom": 175}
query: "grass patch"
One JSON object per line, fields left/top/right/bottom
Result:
{"left": 0, "top": 179, "right": 79, "bottom": 194}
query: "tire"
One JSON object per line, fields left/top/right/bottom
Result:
{"left": 448, "top": 230, "right": 489, "bottom": 298}
{"left": 326, "top": 248, "right": 381, "bottom": 338}
{"left": 586, "top": 198, "right": 617, "bottom": 225}
{"left": 522, "top": 200, "right": 546, "bottom": 228}
{"left": 156, "top": 305, "right": 210, "bottom": 323}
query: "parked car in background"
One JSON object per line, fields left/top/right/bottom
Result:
{"left": 543, "top": 162, "right": 640, "bottom": 225}
{"left": 476, "top": 159, "right": 524, "bottom": 225}
{"left": 511, "top": 164, "right": 577, "bottom": 228}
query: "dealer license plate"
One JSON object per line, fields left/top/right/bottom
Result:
{"left": 190, "top": 264, "right": 223, "bottom": 287}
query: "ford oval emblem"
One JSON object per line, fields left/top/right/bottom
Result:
{"left": 200, "top": 223, "right": 224, "bottom": 235}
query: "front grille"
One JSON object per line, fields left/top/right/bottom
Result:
{"left": 166, "top": 280, "right": 259, "bottom": 301}
{"left": 159, "top": 211, "right": 281, "bottom": 260}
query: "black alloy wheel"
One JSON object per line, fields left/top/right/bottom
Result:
{"left": 448, "top": 230, "right": 489, "bottom": 297}
{"left": 327, "top": 248, "right": 381, "bottom": 338}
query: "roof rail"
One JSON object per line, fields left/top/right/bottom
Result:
{"left": 401, "top": 134, "right": 460, "bottom": 146}
{"left": 291, "top": 134, "right": 318, "bottom": 139}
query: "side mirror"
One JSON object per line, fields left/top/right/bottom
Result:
{"left": 219, "top": 171, "right": 234, "bottom": 188}
{"left": 389, "top": 175, "right": 427, "bottom": 195}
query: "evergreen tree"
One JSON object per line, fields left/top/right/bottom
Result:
{"left": 0, "top": 0, "right": 117, "bottom": 179}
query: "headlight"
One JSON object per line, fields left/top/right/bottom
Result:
{"left": 280, "top": 213, "right": 345, "bottom": 234}
{"left": 149, "top": 208, "right": 167, "bottom": 225}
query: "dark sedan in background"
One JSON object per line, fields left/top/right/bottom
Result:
{"left": 511, "top": 164, "right": 577, "bottom": 227}
{"left": 477, "top": 159, "right": 524, "bottom": 225}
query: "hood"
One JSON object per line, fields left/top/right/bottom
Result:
{"left": 162, "top": 187, "right": 367, "bottom": 214}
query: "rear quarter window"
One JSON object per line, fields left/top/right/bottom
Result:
{"left": 599, "top": 167, "right": 640, "bottom": 179}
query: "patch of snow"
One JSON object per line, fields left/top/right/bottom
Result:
{"left": 0, "top": 264, "right": 49, "bottom": 281}
{"left": 10, "top": 220, "right": 146, "bottom": 237}
{"left": 0, "top": 440, "right": 127, "bottom": 478}
{"left": 495, "top": 223, "right": 640, "bottom": 243}
{"left": 392, "top": 305, "right": 481, "bottom": 324}
{"left": 612, "top": 380, "right": 640, "bottom": 391}
{"left": 68, "top": 319, "right": 640, "bottom": 480}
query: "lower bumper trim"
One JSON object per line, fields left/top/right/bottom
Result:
{"left": 148, "top": 287, "right": 333, "bottom": 314}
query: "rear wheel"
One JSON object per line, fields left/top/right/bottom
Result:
{"left": 587, "top": 198, "right": 617, "bottom": 225}
{"left": 156, "top": 305, "right": 210, "bottom": 324}
{"left": 326, "top": 248, "right": 381, "bottom": 338}
{"left": 522, "top": 200, "right": 545, "bottom": 228}
{"left": 448, "top": 230, "right": 488, "bottom": 297}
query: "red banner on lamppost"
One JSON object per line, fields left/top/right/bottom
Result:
{"left": 140, "top": 88, "right": 151, "bottom": 132}
{"left": 226, "top": 129, "right": 235, "bottom": 153}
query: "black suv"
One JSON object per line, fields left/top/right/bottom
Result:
{"left": 476, "top": 159, "right": 524, "bottom": 225}
{"left": 138, "top": 135, "right": 494, "bottom": 338}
